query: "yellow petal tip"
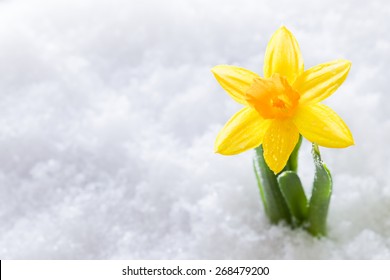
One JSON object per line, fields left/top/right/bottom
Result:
{"left": 211, "top": 65, "right": 231, "bottom": 74}
{"left": 341, "top": 129, "right": 355, "bottom": 147}
{"left": 340, "top": 59, "right": 352, "bottom": 68}
{"left": 210, "top": 65, "right": 220, "bottom": 74}
{"left": 276, "top": 25, "right": 294, "bottom": 37}
{"left": 214, "top": 139, "right": 229, "bottom": 155}
{"left": 334, "top": 59, "right": 352, "bottom": 71}
{"left": 211, "top": 68, "right": 218, "bottom": 77}
{"left": 213, "top": 146, "right": 231, "bottom": 156}
{"left": 214, "top": 139, "right": 238, "bottom": 156}
{"left": 270, "top": 164, "right": 284, "bottom": 174}
{"left": 279, "top": 25, "right": 289, "bottom": 32}
{"left": 214, "top": 138, "right": 221, "bottom": 153}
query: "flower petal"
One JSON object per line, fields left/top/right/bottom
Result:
{"left": 293, "top": 103, "right": 354, "bottom": 148}
{"left": 293, "top": 59, "right": 351, "bottom": 104}
{"left": 215, "top": 107, "right": 271, "bottom": 155}
{"left": 211, "top": 65, "right": 260, "bottom": 105}
{"left": 263, "top": 26, "right": 304, "bottom": 84}
{"left": 263, "top": 120, "right": 300, "bottom": 174}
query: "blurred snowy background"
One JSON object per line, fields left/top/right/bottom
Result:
{"left": 0, "top": 0, "right": 389, "bottom": 259}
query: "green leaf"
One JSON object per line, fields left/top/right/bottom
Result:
{"left": 253, "top": 146, "right": 291, "bottom": 224}
{"left": 277, "top": 171, "right": 308, "bottom": 225}
{"left": 307, "top": 143, "right": 332, "bottom": 237}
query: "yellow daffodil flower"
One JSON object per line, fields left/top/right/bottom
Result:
{"left": 212, "top": 26, "right": 354, "bottom": 173}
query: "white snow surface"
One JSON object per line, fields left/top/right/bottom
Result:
{"left": 0, "top": 0, "right": 390, "bottom": 259}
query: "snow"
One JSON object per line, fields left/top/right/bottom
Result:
{"left": 0, "top": 0, "right": 390, "bottom": 259}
